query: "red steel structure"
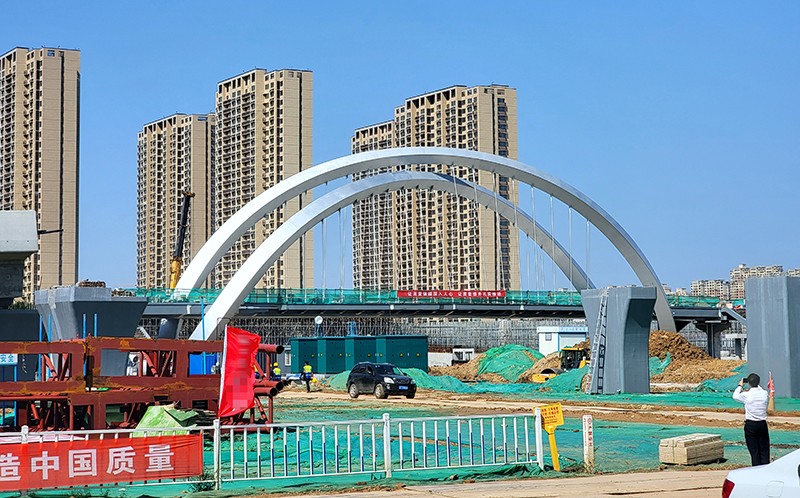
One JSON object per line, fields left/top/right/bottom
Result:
{"left": 0, "top": 337, "right": 286, "bottom": 431}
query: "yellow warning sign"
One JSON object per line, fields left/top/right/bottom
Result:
{"left": 539, "top": 403, "right": 564, "bottom": 428}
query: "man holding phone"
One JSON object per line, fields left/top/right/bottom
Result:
{"left": 733, "top": 373, "right": 770, "bottom": 466}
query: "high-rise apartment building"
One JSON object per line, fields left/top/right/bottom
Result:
{"left": 690, "top": 279, "right": 730, "bottom": 300}
{"left": 351, "top": 85, "right": 519, "bottom": 291}
{"left": 214, "top": 69, "right": 313, "bottom": 288}
{"left": 136, "top": 114, "right": 215, "bottom": 288}
{"left": 729, "top": 263, "right": 787, "bottom": 299}
{"left": 0, "top": 47, "right": 80, "bottom": 299}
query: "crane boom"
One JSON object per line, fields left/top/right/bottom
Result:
{"left": 169, "top": 191, "right": 195, "bottom": 289}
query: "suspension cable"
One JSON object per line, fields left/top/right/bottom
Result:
{"left": 568, "top": 206, "right": 573, "bottom": 290}
{"left": 586, "top": 219, "right": 591, "bottom": 286}
{"left": 550, "top": 194, "right": 556, "bottom": 292}
{"left": 531, "top": 184, "right": 538, "bottom": 290}
{"left": 493, "top": 173, "right": 502, "bottom": 289}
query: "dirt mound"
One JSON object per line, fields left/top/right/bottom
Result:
{"left": 429, "top": 353, "right": 499, "bottom": 382}
{"left": 517, "top": 353, "right": 562, "bottom": 383}
{"left": 653, "top": 358, "right": 745, "bottom": 384}
{"left": 649, "top": 330, "right": 708, "bottom": 361}
{"left": 572, "top": 339, "right": 590, "bottom": 350}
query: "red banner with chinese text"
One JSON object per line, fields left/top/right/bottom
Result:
{"left": 397, "top": 289, "right": 506, "bottom": 299}
{"left": 218, "top": 325, "right": 261, "bottom": 417}
{"left": 0, "top": 434, "right": 203, "bottom": 491}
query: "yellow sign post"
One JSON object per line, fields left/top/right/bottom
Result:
{"left": 537, "top": 403, "right": 565, "bottom": 471}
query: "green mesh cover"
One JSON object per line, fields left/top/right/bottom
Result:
{"left": 477, "top": 345, "right": 545, "bottom": 382}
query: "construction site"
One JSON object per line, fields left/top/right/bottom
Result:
{"left": 2, "top": 211, "right": 800, "bottom": 497}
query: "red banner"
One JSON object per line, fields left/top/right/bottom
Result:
{"left": 0, "top": 434, "right": 203, "bottom": 491}
{"left": 218, "top": 325, "right": 260, "bottom": 418}
{"left": 397, "top": 289, "right": 506, "bottom": 299}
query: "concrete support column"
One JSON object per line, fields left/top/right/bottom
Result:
{"left": 745, "top": 276, "right": 800, "bottom": 398}
{"left": 34, "top": 287, "right": 147, "bottom": 376}
{"left": 581, "top": 287, "right": 656, "bottom": 394}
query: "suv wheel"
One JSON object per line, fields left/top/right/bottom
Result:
{"left": 406, "top": 391, "right": 416, "bottom": 399}
{"left": 374, "top": 384, "right": 387, "bottom": 399}
{"left": 348, "top": 383, "right": 359, "bottom": 399}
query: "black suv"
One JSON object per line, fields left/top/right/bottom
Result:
{"left": 347, "top": 362, "right": 417, "bottom": 399}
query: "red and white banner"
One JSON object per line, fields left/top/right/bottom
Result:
{"left": 397, "top": 289, "right": 506, "bottom": 299}
{"left": 218, "top": 325, "right": 261, "bottom": 418}
{"left": 0, "top": 434, "right": 203, "bottom": 491}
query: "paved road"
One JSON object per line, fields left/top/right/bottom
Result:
{"left": 266, "top": 469, "right": 729, "bottom": 498}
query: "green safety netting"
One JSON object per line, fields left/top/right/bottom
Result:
{"left": 696, "top": 364, "right": 749, "bottom": 392}
{"left": 649, "top": 353, "right": 672, "bottom": 376}
{"left": 133, "top": 404, "right": 197, "bottom": 436}
{"left": 118, "top": 288, "right": 722, "bottom": 309}
{"left": 477, "top": 344, "right": 544, "bottom": 381}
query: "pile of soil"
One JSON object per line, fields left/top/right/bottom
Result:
{"left": 649, "top": 330, "right": 743, "bottom": 384}
{"left": 649, "top": 330, "right": 708, "bottom": 361}
{"left": 517, "top": 353, "right": 562, "bottom": 383}
{"left": 429, "top": 353, "right": 507, "bottom": 382}
{"left": 653, "top": 358, "right": 745, "bottom": 384}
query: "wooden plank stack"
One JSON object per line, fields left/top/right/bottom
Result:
{"left": 659, "top": 433, "right": 724, "bottom": 465}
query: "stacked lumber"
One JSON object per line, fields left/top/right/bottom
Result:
{"left": 659, "top": 433, "right": 724, "bottom": 465}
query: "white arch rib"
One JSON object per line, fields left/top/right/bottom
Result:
{"left": 191, "top": 171, "right": 591, "bottom": 339}
{"left": 179, "top": 147, "right": 674, "bottom": 332}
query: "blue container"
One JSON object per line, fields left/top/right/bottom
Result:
{"left": 188, "top": 353, "right": 219, "bottom": 375}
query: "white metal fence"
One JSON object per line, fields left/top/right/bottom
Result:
{"left": 0, "top": 411, "right": 546, "bottom": 493}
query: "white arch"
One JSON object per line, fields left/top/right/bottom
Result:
{"left": 179, "top": 147, "right": 675, "bottom": 331}
{"left": 190, "top": 171, "right": 594, "bottom": 340}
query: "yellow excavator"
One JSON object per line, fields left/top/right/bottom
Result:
{"left": 530, "top": 346, "right": 590, "bottom": 383}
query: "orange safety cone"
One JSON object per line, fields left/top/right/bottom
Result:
{"left": 767, "top": 371, "right": 775, "bottom": 415}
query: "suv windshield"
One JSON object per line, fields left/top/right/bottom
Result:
{"left": 375, "top": 364, "right": 404, "bottom": 376}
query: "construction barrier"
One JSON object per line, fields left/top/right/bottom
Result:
{"left": 0, "top": 411, "right": 546, "bottom": 493}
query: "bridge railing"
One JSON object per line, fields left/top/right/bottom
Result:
{"left": 120, "top": 288, "right": 721, "bottom": 309}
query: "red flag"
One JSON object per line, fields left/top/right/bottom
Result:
{"left": 218, "top": 326, "right": 260, "bottom": 418}
{"left": 768, "top": 371, "right": 775, "bottom": 396}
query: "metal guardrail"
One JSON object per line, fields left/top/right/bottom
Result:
{"left": 2, "top": 410, "right": 547, "bottom": 492}
{"left": 217, "top": 411, "right": 544, "bottom": 485}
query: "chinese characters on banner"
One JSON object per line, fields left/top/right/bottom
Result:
{"left": 0, "top": 435, "right": 203, "bottom": 491}
{"left": 397, "top": 290, "right": 507, "bottom": 299}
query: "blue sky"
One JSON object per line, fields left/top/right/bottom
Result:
{"left": 3, "top": 1, "right": 798, "bottom": 291}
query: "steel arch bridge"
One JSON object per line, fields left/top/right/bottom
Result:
{"left": 179, "top": 147, "right": 675, "bottom": 339}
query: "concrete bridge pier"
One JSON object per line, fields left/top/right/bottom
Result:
{"left": 34, "top": 286, "right": 147, "bottom": 376}
{"left": 697, "top": 322, "right": 731, "bottom": 359}
{"left": 745, "top": 276, "right": 800, "bottom": 398}
{"left": 582, "top": 287, "right": 657, "bottom": 394}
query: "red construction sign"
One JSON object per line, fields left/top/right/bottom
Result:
{"left": 0, "top": 434, "right": 203, "bottom": 491}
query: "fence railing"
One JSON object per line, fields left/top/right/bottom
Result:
{"left": 123, "top": 287, "right": 723, "bottom": 309}
{"left": 0, "top": 411, "right": 547, "bottom": 493}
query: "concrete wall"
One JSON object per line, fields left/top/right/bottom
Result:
{"left": 582, "top": 287, "right": 656, "bottom": 394}
{"left": 744, "top": 276, "right": 800, "bottom": 398}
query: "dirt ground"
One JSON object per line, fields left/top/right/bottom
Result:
{"left": 283, "top": 390, "right": 800, "bottom": 431}
{"left": 259, "top": 469, "right": 732, "bottom": 498}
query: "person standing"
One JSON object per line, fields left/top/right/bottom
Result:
{"left": 733, "top": 373, "right": 770, "bottom": 466}
{"left": 303, "top": 361, "right": 313, "bottom": 393}
{"left": 271, "top": 362, "right": 281, "bottom": 381}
